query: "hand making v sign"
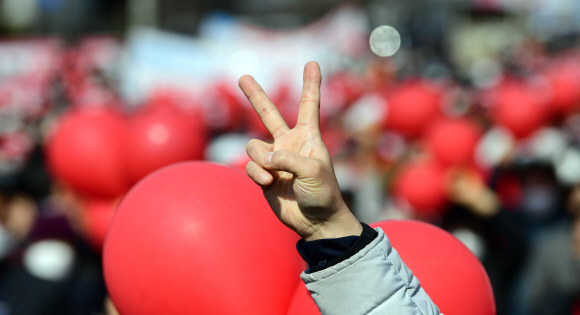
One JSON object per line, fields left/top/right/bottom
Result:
{"left": 239, "top": 61, "right": 362, "bottom": 242}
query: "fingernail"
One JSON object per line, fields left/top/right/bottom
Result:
{"left": 263, "top": 152, "right": 273, "bottom": 166}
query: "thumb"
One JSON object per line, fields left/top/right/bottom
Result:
{"left": 262, "top": 150, "right": 317, "bottom": 178}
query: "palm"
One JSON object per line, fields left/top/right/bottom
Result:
{"left": 267, "top": 126, "right": 330, "bottom": 230}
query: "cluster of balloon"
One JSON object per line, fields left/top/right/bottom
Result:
{"left": 393, "top": 160, "right": 448, "bottom": 216}
{"left": 491, "top": 81, "right": 548, "bottom": 139}
{"left": 104, "top": 162, "right": 304, "bottom": 315}
{"left": 384, "top": 79, "right": 443, "bottom": 138}
{"left": 47, "top": 102, "right": 208, "bottom": 251}
{"left": 287, "top": 220, "right": 495, "bottom": 315}
{"left": 46, "top": 101, "right": 208, "bottom": 193}
{"left": 46, "top": 108, "right": 129, "bottom": 198}
{"left": 81, "top": 198, "right": 118, "bottom": 250}
{"left": 424, "top": 118, "right": 482, "bottom": 167}
{"left": 124, "top": 104, "right": 207, "bottom": 185}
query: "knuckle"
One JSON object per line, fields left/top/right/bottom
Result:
{"left": 246, "top": 139, "right": 263, "bottom": 157}
{"left": 300, "top": 94, "right": 318, "bottom": 104}
{"left": 275, "top": 151, "right": 292, "bottom": 166}
{"left": 275, "top": 151, "right": 287, "bottom": 163}
{"left": 257, "top": 104, "right": 275, "bottom": 119}
{"left": 246, "top": 139, "right": 257, "bottom": 153}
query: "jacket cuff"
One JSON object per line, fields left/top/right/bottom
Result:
{"left": 296, "top": 222, "right": 378, "bottom": 273}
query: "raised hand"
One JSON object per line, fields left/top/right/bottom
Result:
{"left": 239, "top": 61, "right": 362, "bottom": 241}
{"left": 447, "top": 168, "right": 500, "bottom": 218}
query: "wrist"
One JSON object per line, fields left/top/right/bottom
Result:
{"left": 303, "top": 209, "right": 363, "bottom": 242}
{"left": 297, "top": 223, "right": 378, "bottom": 273}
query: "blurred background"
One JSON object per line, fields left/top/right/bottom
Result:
{"left": 2, "top": 0, "right": 580, "bottom": 314}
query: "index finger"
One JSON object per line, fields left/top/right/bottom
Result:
{"left": 239, "top": 75, "right": 289, "bottom": 139}
{"left": 296, "top": 61, "right": 322, "bottom": 129}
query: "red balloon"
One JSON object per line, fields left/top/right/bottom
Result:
{"left": 287, "top": 221, "right": 495, "bottom": 315}
{"left": 82, "top": 198, "right": 118, "bottom": 251}
{"left": 385, "top": 79, "right": 442, "bottom": 137}
{"left": 124, "top": 106, "right": 207, "bottom": 184}
{"left": 425, "top": 118, "right": 482, "bottom": 167}
{"left": 371, "top": 220, "right": 495, "bottom": 315}
{"left": 104, "top": 162, "right": 303, "bottom": 315}
{"left": 46, "top": 108, "right": 129, "bottom": 198}
{"left": 393, "top": 160, "right": 447, "bottom": 215}
{"left": 543, "top": 58, "right": 580, "bottom": 116}
{"left": 491, "top": 82, "right": 548, "bottom": 139}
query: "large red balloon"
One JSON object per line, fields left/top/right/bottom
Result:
{"left": 425, "top": 118, "right": 482, "bottom": 167}
{"left": 393, "top": 160, "right": 447, "bottom": 215}
{"left": 287, "top": 221, "right": 495, "bottom": 315}
{"left": 491, "top": 82, "right": 548, "bottom": 139}
{"left": 46, "top": 108, "right": 129, "bottom": 198}
{"left": 104, "top": 162, "right": 303, "bottom": 315}
{"left": 372, "top": 221, "right": 495, "bottom": 315}
{"left": 384, "top": 79, "right": 442, "bottom": 138}
{"left": 124, "top": 106, "right": 207, "bottom": 184}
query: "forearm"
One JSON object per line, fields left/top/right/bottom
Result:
{"left": 301, "top": 228, "right": 442, "bottom": 315}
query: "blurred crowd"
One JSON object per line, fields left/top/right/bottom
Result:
{"left": 2, "top": 0, "right": 580, "bottom": 314}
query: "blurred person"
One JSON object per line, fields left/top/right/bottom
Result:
{"left": 517, "top": 163, "right": 564, "bottom": 227}
{"left": 518, "top": 183, "right": 580, "bottom": 315}
{"left": 446, "top": 169, "right": 527, "bottom": 315}
{"left": 0, "top": 189, "right": 73, "bottom": 315}
{"left": 2, "top": 194, "right": 37, "bottom": 242}
{"left": 341, "top": 94, "right": 389, "bottom": 223}
{"left": 241, "top": 61, "right": 441, "bottom": 314}
{"left": 0, "top": 150, "right": 107, "bottom": 315}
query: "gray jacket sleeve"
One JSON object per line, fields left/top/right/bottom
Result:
{"left": 301, "top": 228, "right": 442, "bottom": 315}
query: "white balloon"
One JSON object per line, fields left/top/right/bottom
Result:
{"left": 369, "top": 26, "right": 401, "bottom": 57}
{"left": 24, "top": 240, "right": 75, "bottom": 282}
